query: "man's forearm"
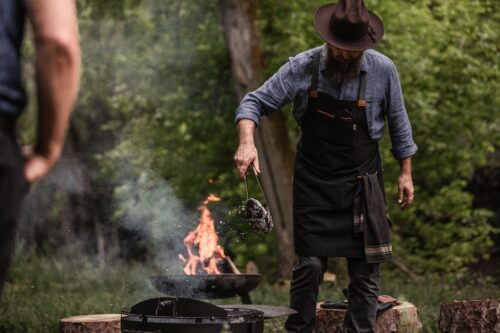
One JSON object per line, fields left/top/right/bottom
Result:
{"left": 238, "top": 119, "right": 256, "bottom": 146}
{"left": 399, "top": 156, "right": 412, "bottom": 176}
{"left": 26, "top": 0, "right": 81, "bottom": 162}
{"left": 34, "top": 40, "right": 80, "bottom": 161}
{"left": 234, "top": 119, "right": 260, "bottom": 176}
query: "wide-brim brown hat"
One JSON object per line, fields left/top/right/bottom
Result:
{"left": 313, "top": 0, "right": 384, "bottom": 51}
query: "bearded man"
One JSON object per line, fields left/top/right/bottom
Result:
{"left": 234, "top": 0, "right": 417, "bottom": 332}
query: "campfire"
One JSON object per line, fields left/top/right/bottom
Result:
{"left": 178, "top": 194, "right": 239, "bottom": 275}
{"left": 150, "top": 193, "right": 261, "bottom": 304}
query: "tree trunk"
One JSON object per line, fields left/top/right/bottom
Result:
{"left": 439, "top": 300, "right": 500, "bottom": 333}
{"left": 109, "top": 220, "right": 121, "bottom": 261}
{"left": 94, "top": 216, "right": 106, "bottom": 266}
{"left": 316, "top": 301, "right": 422, "bottom": 333}
{"left": 60, "top": 199, "right": 78, "bottom": 253}
{"left": 59, "top": 314, "right": 121, "bottom": 333}
{"left": 219, "top": 0, "right": 295, "bottom": 279}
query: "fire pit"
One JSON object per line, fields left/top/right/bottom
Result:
{"left": 150, "top": 273, "right": 261, "bottom": 303}
{"left": 123, "top": 193, "right": 287, "bottom": 333}
{"left": 121, "top": 297, "right": 265, "bottom": 333}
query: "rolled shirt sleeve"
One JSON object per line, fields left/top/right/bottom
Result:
{"left": 235, "top": 59, "right": 297, "bottom": 126}
{"left": 385, "top": 63, "right": 418, "bottom": 160}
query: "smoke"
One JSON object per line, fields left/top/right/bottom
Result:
{"left": 15, "top": 0, "right": 206, "bottom": 271}
{"left": 113, "top": 165, "right": 195, "bottom": 274}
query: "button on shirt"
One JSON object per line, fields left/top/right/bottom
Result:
{"left": 235, "top": 45, "right": 417, "bottom": 160}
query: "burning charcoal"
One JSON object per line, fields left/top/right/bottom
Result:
{"left": 246, "top": 198, "right": 273, "bottom": 234}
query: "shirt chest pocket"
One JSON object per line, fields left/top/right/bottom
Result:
{"left": 365, "top": 98, "right": 385, "bottom": 125}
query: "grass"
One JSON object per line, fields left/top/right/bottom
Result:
{"left": 1, "top": 254, "right": 498, "bottom": 333}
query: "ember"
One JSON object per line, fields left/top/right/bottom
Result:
{"left": 178, "top": 194, "right": 227, "bottom": 275}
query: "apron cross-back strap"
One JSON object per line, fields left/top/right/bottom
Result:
{"left": 309, "top": 49, "right": 321, "bottom": 98}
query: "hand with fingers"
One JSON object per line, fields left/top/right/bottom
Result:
{"left": 397, "top": 173, "right": 414, "bottom": 211}
{"left": 22, "top": 146, "right": 60, "bottom": 185}
{"left": 234, "top": 143, "right": 260, "bottom": 178}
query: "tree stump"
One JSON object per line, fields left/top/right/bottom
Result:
{"left": 315, "top": 301, "right": 422, "bottom": 333}
{"left": 439, "top": 299, "right": 500, "bottom": 333}
{"left": 59, "top": 314, "right": 121, "bottom": 333}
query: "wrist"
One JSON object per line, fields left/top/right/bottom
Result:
{"left": 399, "top": 157, "right": 412, "bottom": 177}
{"left": 237, "top": 119, "right": 256, "bottom": 146}
{"left": 400, "top": 169, "right": 412, "bottom": 176}
{"left": 239, "top": 140, "right": 255, "bottom": 147}
{"left": 400, "top": 172, "right": 412, "bottom": 179}
{"left": 34, "top": 143, "right": 62, "bottom": 164}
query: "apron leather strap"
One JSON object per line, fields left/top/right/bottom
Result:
{"left": 357, "top": 72, "right": 367, "bottom": 107}
{"left": 309, "top": 49, "right": 321, "bottom": 98}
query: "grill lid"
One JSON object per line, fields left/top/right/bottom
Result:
{"left": 128, "top": 297, "right": 227, "bottom": 318}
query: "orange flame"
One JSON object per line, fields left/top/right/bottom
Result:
{"left": 178, "top": 194, "right": 226, "bottom": 275}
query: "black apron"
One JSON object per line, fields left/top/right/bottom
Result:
{"left": 293, "top": 50, "right": 383, "bottom": 257}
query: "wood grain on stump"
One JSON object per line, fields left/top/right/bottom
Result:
{"left": 439, "top": 299, "right": 500, "bottom": 333}
{"left": 315, "top": 301, "right": 422, "bottom": 333}
{"left": 59, "top": 314, "right": 121, "bottom": 333}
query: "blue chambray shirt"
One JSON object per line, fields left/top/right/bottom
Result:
{"left": 235, "top": 45, "right": 417, "bottom": 160}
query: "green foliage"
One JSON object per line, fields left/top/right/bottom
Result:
{"left": 77, "top": 0, "right": 143, "bottom": 19}
{"left": 16, "top": 0, "right": 499, "bottom": 279}
{"left": 71, "top": 0, "right": 264, "bottom": 269}
{"left": 374, "top": 0, "right": 500, "bottom": 277}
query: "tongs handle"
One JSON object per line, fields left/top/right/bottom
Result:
{"left": 244, "top": 164, "right": 267, "bottom": 204}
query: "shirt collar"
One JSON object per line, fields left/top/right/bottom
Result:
{"left": 319, "top": 44, "right": 369, "bottom": 73}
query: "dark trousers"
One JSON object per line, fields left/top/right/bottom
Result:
{"left": 284, "top": 256, "right": 380, "bottom": 333}
{"left": 0, "top": 118, "right": 27, "bottom": 292}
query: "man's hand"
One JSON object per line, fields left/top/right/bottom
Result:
{"left": 235, "top": 119, "right": 260, "bottom": 178}
{"left": 22, "top": 146, "right": 60, "bottom": 184}
{"left": 397, "top": 156, "right": 414, "bottom": 210}
{"left": 398, "top": 173, "right": 414, "bottom": 210}
{"left": 234, "top": 143, "right": 260, "bottom": 178}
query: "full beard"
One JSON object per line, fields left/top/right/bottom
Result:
{"left": 324, "top": 46, "right": 363, "bottom": 85}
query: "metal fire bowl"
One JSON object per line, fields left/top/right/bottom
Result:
{"left": 150, "top": 274, "right": 262, "bottom": 299}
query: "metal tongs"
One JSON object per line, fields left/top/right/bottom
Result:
{"left": 244, "top": 166, "right": 273, "bottom": 234}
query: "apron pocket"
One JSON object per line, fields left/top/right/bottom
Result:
{"left": 293, "top": 175, "right": 357, "bottom": 210}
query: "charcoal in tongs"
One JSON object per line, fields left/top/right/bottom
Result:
{"left": 244, "top": 167, "right": 273, "bottom": 234}
{"left": 246, "top": 197, "right": 273, "bottom": 234}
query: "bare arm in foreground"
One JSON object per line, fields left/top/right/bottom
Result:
{"left": 23, "top": 0, "right": 81, "bottom": 183}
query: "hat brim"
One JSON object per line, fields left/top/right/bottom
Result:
{"left": 313, "top": 3, "right": 384, "bottom": 51}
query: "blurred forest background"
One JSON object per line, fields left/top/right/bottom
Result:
{"left": 1, "top": 0, "right": 499, "bottom": 332}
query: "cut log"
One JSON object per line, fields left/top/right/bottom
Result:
{"left": 323, "top": 272, "right": 337, "bottom": 284}
{"left": 315, "top": 301, "right": 422, "bottom": 333}
{"left": 59, "top": 314, "right": 120, "bottom": 333}
{"left": 439, "top": 299, "right": 500, "bottom": 333}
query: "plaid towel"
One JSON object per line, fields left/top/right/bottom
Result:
{"left": 353, "top": 173, "right": 392, "bottom": 263}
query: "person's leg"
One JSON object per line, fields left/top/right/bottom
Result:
{"left": 285, "top": 256, "right": 328, "bottom": 333}
{"left": 343, "top": 257, "right": 380, "bottom": 333}
{"left": 0, "top": 129, "right": 27, "bottom": 292}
